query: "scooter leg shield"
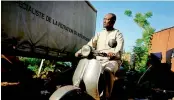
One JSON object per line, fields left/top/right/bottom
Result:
{"left": 72, "top": 58, "right": 89, "bottom": 87}
{"left": 83, "top": 59, "right": 102, "bottom": 100}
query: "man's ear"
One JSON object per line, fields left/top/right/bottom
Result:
{"left": 112, "top": 20, "right": 116, "bottom": 25}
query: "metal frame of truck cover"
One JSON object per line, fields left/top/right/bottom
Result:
{"left": 85, "top": 1, "right": 97, "bottom": 13}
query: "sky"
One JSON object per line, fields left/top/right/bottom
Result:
{"left": 90, "top": 1, "right": 174, "bottom": 52}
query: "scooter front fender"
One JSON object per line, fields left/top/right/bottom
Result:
{"left": 49, "top": 85, "right": 80, "bottom": 100}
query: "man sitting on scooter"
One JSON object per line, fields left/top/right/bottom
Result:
{"left": 75, "top": 13, "right": 124, "bottom": 99}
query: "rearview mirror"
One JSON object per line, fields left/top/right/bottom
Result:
{"left": 108, "top": 39, "right": 117, "bottom": 48}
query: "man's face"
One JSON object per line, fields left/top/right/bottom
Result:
{"left": 103, "top": 14, "right": 114, "bottom": 28}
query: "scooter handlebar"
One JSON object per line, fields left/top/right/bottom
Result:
{"left": 93, "top": 51, "right": 108, "bottom": 57}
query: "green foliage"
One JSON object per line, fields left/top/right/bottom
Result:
{"left": 145, "top": 12, "right": 153, "bottom": 18}
{"left": 133, "top": 12, "right": 151, "bottom": 28}
{"left": 142, "top": 26, "right": 156, "bottom": 48}
{"left": 56, "top": 61, "right": 70, "bottom": 67}
{"left": 19, "top": 57, "right": 71, "bottom": 79}
{"left": 135, "top": 39, "right": 144, "bottom": 47}
{"left": 133, "top": 46, "right": 148, "bottom": 71}
{"left": 124, "top": 10, "right": 132, "bottom": 17}
{"left": 28, "top": 64, "right": 39, "bottom": 72}
{"left": 122, "top": 60, "right": 130, "bottom": 71}
{"left": 124, "top": 10, "right": 155, "bottom": 72}
{"left": 19, "top": 57, "right": 41, "bottom": 66}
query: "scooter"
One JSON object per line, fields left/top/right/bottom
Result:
{"left": 49, "top": 39, "right": 118, "bottom": 100}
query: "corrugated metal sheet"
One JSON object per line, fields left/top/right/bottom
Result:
{"left": 150, "top": 26, "right": 174, "bottom": 63}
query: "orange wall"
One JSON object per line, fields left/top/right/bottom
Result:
{"left": 150, "top": 27, "right": 174, "bottom": 63}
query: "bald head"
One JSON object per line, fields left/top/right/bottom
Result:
{"left": 103, "top": 13, "right": 116, "bottom": 29}
{"left": 108, "top": 13, "right": 116, "bottom": 23}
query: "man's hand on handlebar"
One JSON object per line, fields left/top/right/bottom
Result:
{"left": 107, "top": 52, "right": 121, "bottom": 60}
{"left": 107, "top": 52, "right": 115, "bottom": 57}
{"left": 75, "top": 53, "right": 82, "bottom": 57}
{"left": 75, "top": 52, "right": 117, "bottom": 58}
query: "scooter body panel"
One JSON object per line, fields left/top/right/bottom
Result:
{"left": 72, "top": 58, "right": 89, "bottom": 87}
{"left": 50, "top": 58, "right": 104, "bottom": 100}
{"left": 49, "top": 85, "right": 80, "bottom": 100}
{"left": 83, "top": 59, "right": 103, "bottom": 100}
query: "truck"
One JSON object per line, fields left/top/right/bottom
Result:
{"left": 1, "top": 1, "right": 97, "bottom": 60}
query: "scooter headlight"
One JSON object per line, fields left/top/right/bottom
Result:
{"left": 81, "top": 45, "right": 91, "bottom": 57}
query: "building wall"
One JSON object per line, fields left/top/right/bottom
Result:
{"left": 150, "top": 27, "right": 174, "bottom": 63}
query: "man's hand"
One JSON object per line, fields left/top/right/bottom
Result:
{"left": 92, "top": 40, "right": 97, "bottom": 49}
{"left": 107, "top": 52, "right": 121, "bottom": 60}
{"left": 107, "top": 52, "right": 115, "bottom": 57}
{"left": 75, "top": 53, "right": 82, "bottom": 57}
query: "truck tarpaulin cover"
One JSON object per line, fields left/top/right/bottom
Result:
{"left": 1, "top": 1, "right": 97, "bottom": 58}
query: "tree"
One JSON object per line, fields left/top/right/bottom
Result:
{"left": 124, "top": 10, "right": 155, "bottom": 72}
{"left": 124, "top": 10, "right": 132, "bottom": 17}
